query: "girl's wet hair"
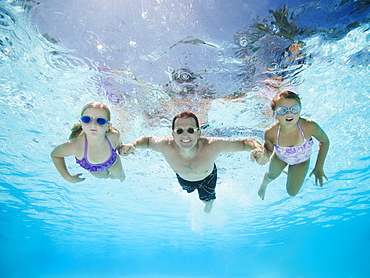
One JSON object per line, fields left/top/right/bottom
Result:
{"left": 271, "top": 91, "right": 302, "bottom": 111}
{"left": 172, "top": 111, "right": 200, "bottom": 130}
{"left": 69, "top": 102, "right": 114, "bottom": 139}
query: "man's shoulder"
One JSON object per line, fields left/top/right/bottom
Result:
{"left": 151, "top": 136, "right": 175, "bottom": 148}
{"left": 198, "top": 136, "right": 232, "bottom": 149}
{"left": 199, "top": 136, "right": 218, "bottom": 144}
{"left": 155, "top": 136, "right": 174, "bottom": 143}
{"left": 142, "top": 136, "right": 174, "bottom": 153}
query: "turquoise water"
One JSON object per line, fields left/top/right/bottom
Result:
{"left": 0, "top": 0, "right": 369, "bottom": 277}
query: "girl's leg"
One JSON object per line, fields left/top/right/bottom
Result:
{"left": 258, "top": 153, "right": 287, "bottom": 200}
{"left": 107, "top": 156, "right": 126, "bottom": 182}
{"left": 286, "top": 159, "right": 310, "bottom": 196}
{"left": 89, "top": 158, "right": 125, "bottom": 181}
{"left": 90, "top": 171, "right": 110, "bottom": 179}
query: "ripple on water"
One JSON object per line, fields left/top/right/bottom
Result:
{"left": 45, "top": 50, "right": 90, "bottom": 72}
{"left": 0, "top": 7, "right": 16, "bottom": 32}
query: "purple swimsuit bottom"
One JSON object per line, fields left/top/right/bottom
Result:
{"left": 274, "top": 123, "right": 314, "bottom": 165}
{"left": 76, "top": 135, "right": 117, "bottom": 173}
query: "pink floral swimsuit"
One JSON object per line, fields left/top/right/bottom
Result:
{"left": 274, "top": 123, "right": 314, "bottom": 165}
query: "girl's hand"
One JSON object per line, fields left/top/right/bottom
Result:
{"left": 66, "top": 173, "right": 86, "bottom": 183}
{"left": 309, "top": 168, "right": 328, "bottom": 187}
{"left": 118, "top": 143, "right": 135, "bottom": 156}
{"left": 250, "top": 148, "right": 269, "bottom": 165}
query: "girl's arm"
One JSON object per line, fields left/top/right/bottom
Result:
{"left": 109, "top": 129, "right": 135, "bottom": 156}
{"left": 263, "top": 129, "right": 275, "bottom": 159}
{"left": 309, "top": 121, "right": 330, "bottom": 186}
{"left": 108, "top": 129, "right": 121, "bottom": 149}
{"left": 51, "top": 141, "right": 85, "bottom": 183}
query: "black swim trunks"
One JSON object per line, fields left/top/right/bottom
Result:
{"left": 176, "top": 164, "right": 217, "bottom": 202}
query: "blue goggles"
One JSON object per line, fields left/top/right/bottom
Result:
{"left": 80, "top": 116, "right": 109, "bottom": 125}
{"left": 274, "top": 104, "right": 301, "bottom": 117}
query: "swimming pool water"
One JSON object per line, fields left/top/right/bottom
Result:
{"left": 0, "top": 0, "right": 369, "bottom": 277}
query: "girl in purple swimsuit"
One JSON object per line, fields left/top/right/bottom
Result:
{"left": 258, "top": 91, "right": 330, "bottom": 199}
{"left": 51, "top": 102, "right": 127, "bottom": 182}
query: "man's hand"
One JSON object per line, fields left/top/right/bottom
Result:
{"left": 250, "top": 148, "right": 269, "bottom": 165}
{"left": 118, "top": 143, "right": 135, "bottom": 156}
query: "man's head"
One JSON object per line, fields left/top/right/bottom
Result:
{"left": 172, "top": 111, "right": 201, "bottom": 150}
{"left": 172, "top": 111, "right": 200, "bottom": 130}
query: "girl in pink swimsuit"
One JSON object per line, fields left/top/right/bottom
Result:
{"left": 258, "top": 91, "right": 330, "bottom": 200}
{"left": 51, "top": 102, "right": 128, "bottom": 183}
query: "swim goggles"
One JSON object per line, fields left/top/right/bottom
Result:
{"left": 80, "top": 116, "right": 109, "bottom": 125}
{"left": 274, "top": 104, "right": 301, "bottom": 117}
{"left": 174, "top": 127, "right": 198, "bottom": 135}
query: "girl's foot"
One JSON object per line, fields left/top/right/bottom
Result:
{"left": 258, "top": 172, "right": 272, "bottom": 200}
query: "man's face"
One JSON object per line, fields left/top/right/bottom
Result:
{"left": 172, "top": 117, "right": 200, "bottom": 150}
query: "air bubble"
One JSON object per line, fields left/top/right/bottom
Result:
{"left": 271, "top": 24, "right": 280, "bottom": 34}
{"left": 216, "top": 51, "right": 224, "bottom": 57}
{"left": 267, "top": 63, "right": 279, "bottom": 71}
{"left": 180, "top": 52, "right": 193, "bottom": 64}
{"left": 160, "top": 118, "right": 170, "bottom": 127}
{"left": 165, "top": 66, "right": 174, "bottom": 75}
{"left": 252, "top": 86, "right": 260, "bottom": 92}
{"left": 325, "top": 58, "right": 335, "bottom": 66}
{"left": 239, "top": 37, "right": 248, "bottom": 47}
{"left": 148, "top": 118, "right": 160, "bottom": 127}
{"left": 180, "top": 71, "right": 191, "bottom": 81}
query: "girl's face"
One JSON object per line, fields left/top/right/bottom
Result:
{"left": 274, "top": 98, "right": 301, "bottom": 126}
{"left": 80, "top": 107, "right": 111, "bottom": 136}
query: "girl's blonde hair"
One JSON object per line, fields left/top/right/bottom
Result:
{"left": 69, "top": 102, "right": 116, "bottom": 139}
{"left": 271, "top": 91, "right": 302, "bottom": 111}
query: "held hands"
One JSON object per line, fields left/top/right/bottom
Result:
{"left": 250, "top": 148, "right": 269, "bottom": 165}
{"left": 309, "top": 168, "right": 328, "bottom": 187}
{"left": 118, "top": 143, "right": 135, "bottom": 156}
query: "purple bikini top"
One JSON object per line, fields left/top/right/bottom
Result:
{"left": 75, "top": 135, "right": 117, "bottom": 173}
{"left": 274, "top": 122, "right": 314, "bottom": 165}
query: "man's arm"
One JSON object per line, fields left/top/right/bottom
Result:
{"left": 208, "top": 137, "right": 268, "bottom": 165}
{"left": 210, "top": 137, "right": 264, "bottom": 153}
{"left": 133, "top": 136, "right": 172, "bottom": 152}
{"left": 118, "top": 136, "right": 150, "bottom": 155}
{"left": 132, "top": 136, "right": 151, "bottom": 148}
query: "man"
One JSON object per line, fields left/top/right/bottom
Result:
{"left": 120, "top": 112, "right": 268, "bottom": 213}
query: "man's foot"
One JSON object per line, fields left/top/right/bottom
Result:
{"left": 203, "top": 199, "right": 215, "bottom": 213}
